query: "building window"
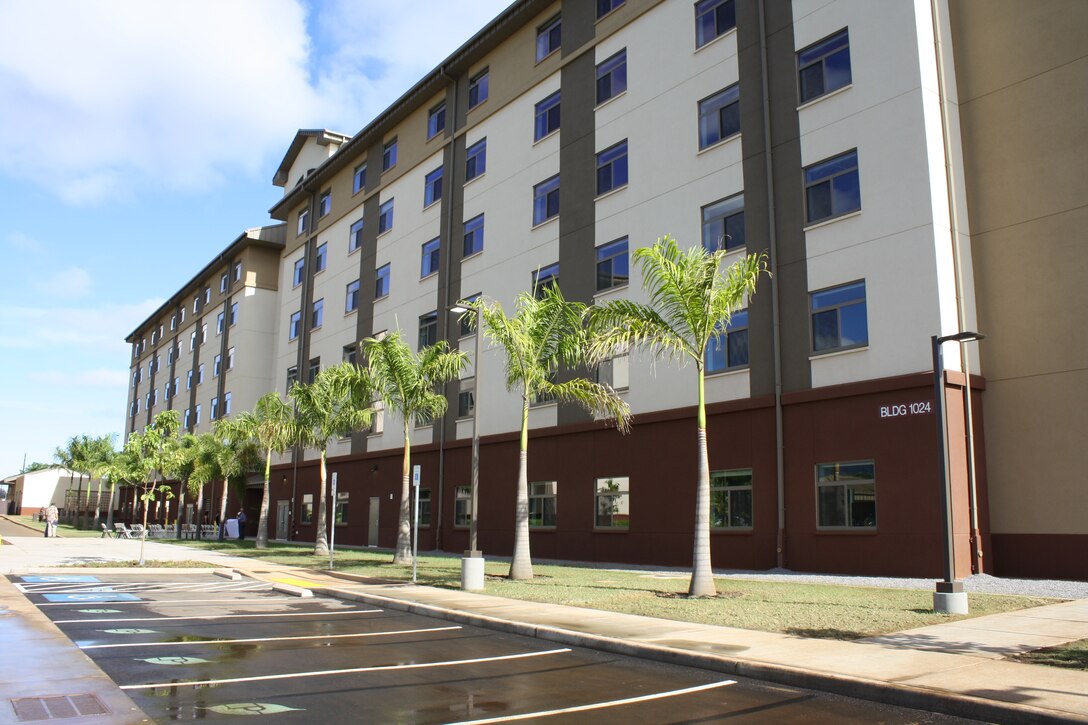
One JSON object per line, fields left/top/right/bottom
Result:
{"left": 596, "top": 140, "right": 628, "bottom": 196}
{"left": 798, "top": 28, "right": 851, "bottom": 104}
{"left": 698, "top": 84, "right": 741, "bottom": 149}
{"left": 318, "top": 190, "right": 331, "bottom": 217}
{"left": 189, "top": 331, "right": 196, "bottom": 352}
{"left": 353, "top": 163, "right": 367, "bottom": 194}
{"left": 170, "top": 314, "right": 177, "bottom": 331}
{"left": 455, "top": 485, "right": 472, "bottom": 527}
{"left": 418, "top": 310, "right": 438, "bottom": 349}
{"left": 233, "top": 262, "right": 242, "bottom": 282}
{"left": 312, "top": 299, "right": 324, "bottom": 329}
{"left": 334, "top": 491, "right": 349, "bottom": 524}
{"left": 534, "top": 91, "right": 561, "bottom": 141}
{"left": 457, "top": 377, "right": 475, "bottom": 418}
{"left": 463, "top": 214, "right": 484, "bottom": 257}
{"left": 375, "top": 263, "right": 391, "bottom": 299}
{"left": 595, "top": 476, "right": 630, "bottom": 529}
{"left": 349, "top": 217, "right": 364, "bottom": 253}
{"left": 315, "top": 242, "right": 328, "bottom": 273}
{"left": 595, "top": 237, "right": 629, "bottom": 292}
{"left": 596, "top": 49, "right": 627, "bottom": 105}
{"left": 427, "top": 101, "right": 446, "bottom": 139}
{"left": 529, "top": 481, "right": 557, "bottom": 527}
{"left": 213, "top": 354, "right": 222, "bottom": 377}
{"left": 186, "top": 369, "right": 193, "bottom": 390}
{"left": 308, "top": 358, "right": 320, "bottom": 384}
{"left": 224, "top": 391, "right": 231, "bottom": 416}
{"left": 343, "top": 343, "right": 357, "bottom": 365}
{"left": 370, "top": 398, "right": 385, "bottom": 435}
{"left": 424, "top": 166, "right": 443, "bottom": 207}
{"left": 293, "top": 257, "right": 305, "bottom": 287}
{"left": 197, "top": 363, "right": 205, "bottom": 385}
{"left": 220, "top": 272, "right": 228, "bottom": 293}
{"left": 211, "top": 396, "right": 219, "bottom": 421}
{"left": 458, "top": 293, "right": 481, "bottom": 337}
{"left": 227, "top": 347, "right": 235, "bottom": 370}
{"left": 193, "top": 296, "right": 200, "bottom": 314}
{"left": 817, "top": 461, "right": 875, "bottom": 528}
{"left": 382, "top": 138, "right": 397, "bottom": 172}
{"left": 702, "top": 193, "right": 746, "bottom": 252}
{"left": 533, "top": 174, "right": 560, "bottom": 225}
{"left": 183, "top": 408, "right": 190, "bottom": 428}
{"left": 201, "top": 323, "right": 208, "bottom": 344}
{"left": 300, "top": 494, "right": 313, "bottom": 524}
{"left": 811, "top": 280, "right": 867, "bottom": 353}
{"left": 286, "top": 365, "right": 298, "bottom": 391}
{"left": 465, "top": 139, "right": 487, "bottom": 181}
{"left": 597, "top": 0, "right": 624, "bottom": 19}
{"left": 468, "top": 68, "right": 489, "bottom": 109}
{"left": 805, "top": 149, "right": 860, "bottom": 224}
{"left": 711, "top": 469, "right": 753, "bottom": 528}
{"left": 173, "top": 377, "right": 179, "bottom": 395}
{"left": 421, "top": 238, "right": 441, "bottom": 278}
{"left": 596, "top": 352, "right": 629, "bottom": 391}
{"left": 289, "top": 311, "right": 302, "bottom": 341}
{"left": 532, "top": 263, "right": 560, "bottom": 298}
{"left": 536, "top": 14, "right": 561, "bottom": 61}
{"left": 705, "top": 309, "right": 748, "bottom": 372}
{"left": 229, "top": 302, "right": 238, "bottom": 327}
{"left": 695, "top": 0, "right": 736, "bottom": 48}
{"left": 297, "top": 208, "right": 309, "bottom": 236}
{"left": 345, "top": 279, "right": 360, "bottom": 313}
{"left": 418, "top": 488, "right": 431, "bottom": 526}
{"left": 194, "top": 404, "right": 202, "bottom": 425}
{"left": 378, "top": 199, "right": 394, "bottom": 234}
{"left": 214, "top": 314, "right": 223, "bottom": 337}
{"left": 180, "top": 308, "right": 185, "bottom": 323}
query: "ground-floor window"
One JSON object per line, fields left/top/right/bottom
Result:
{"left": 711, "top": 469, "right": 752, "bottom": 528}
{"left": 300, "top": 494, "right": 313, "bottom": 524}
{"left": 816, "top": 460, "right": 876, "bottom": 528}
{"left": 418, "top": 488, "right": 431, "bottom": 526}
{"left": 454, "top": 485, "right": 472, "bottom": 527}
{"left": 529, "top": 481, "right": 557, "bottom": 528}
{"left": 334, "top": 491, "right": 349, "bottom": 525}
{"left": 595, "top": 476, "right": 630, "bottom": 529}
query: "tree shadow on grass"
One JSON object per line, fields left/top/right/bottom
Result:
{"left": 785, "top": 627, "right": 865, "bottom": 641}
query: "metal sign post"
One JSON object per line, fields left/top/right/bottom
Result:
{"left": 328, "top": 472, "right": 338, "bottom": 570}
{"left": 412, "top": 465, "right": 421, "bottom": 583}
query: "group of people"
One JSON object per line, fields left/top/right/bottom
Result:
{"left": 35, "top": 505, "right": 249, "bottom": 540}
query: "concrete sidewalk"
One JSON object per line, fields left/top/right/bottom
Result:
{"left": 2, "top": 519, "right": 1086, "bottom": 723}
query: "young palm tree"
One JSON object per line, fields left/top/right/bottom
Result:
{"left": 87, "top": 435, "right": 116, "bottom": 531}
{"left": 589, "top": 235, "right": 767, "bottom": 597}
{"left": 188, "top": 433, "right": 226, "bottom": 537}
{"left": 468, "top": 283, "right": 631, "bottom": 580}
{"left": 290, "top": 362, "right": 374, "bottom": 555}
{"left": 353, "top": 331, "right": 467, "bottom": 565}
{"left": 223, "top": 392, "right": 298, "bottom": 549}
{"left": 53, "top": 436, "right": 87, "bottom": 526}
{"left": 213, "top": 422, "right": 262, "bottom": 537}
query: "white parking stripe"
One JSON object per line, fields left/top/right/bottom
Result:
{"left": 39, "top": 597, "right": 298, "bottom": 607}
{"left": 120, "top": 648, "right": 571, "bottom": 690}
{"left": 56, "top": 609, "right": 380, "bottom": 624}
{"left": 23, "top": 582, "right": 271, "bottom": 594}
{"left": 81, "top": 625, "right": 462, "bottom": 649}
{"left": 448, "top": 680, "right": 738, "bottom": 723}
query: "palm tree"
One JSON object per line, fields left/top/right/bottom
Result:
{"left": 53, "top": 436, "right": 87, "bottom": 526}
{"left": 589, "top": 235, "right": 767, "bottom": 597}
{"left": 188, "top": 433, "right": 225, "bottom": 537}
{"left": 352, "top": 331, "right": 467, "bottom": 565}
{"left": 468, "top": 284, "right": 631, "bottom": 580}
{"left": 290, "top": 363, "right": 373, "bottom": 555}
{"left": 213, "top": 421, "right": 262, "bottom": 537}
{"left": 87, "top": 435, "right": 116, "bottom": 531}
{"left": 223, "top": 392, "right": 298, "bottom": 549}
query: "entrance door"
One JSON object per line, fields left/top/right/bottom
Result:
{"left": 276, "top": 501, "right": 289, "bottom": 541}
{"left": 368, "top": 497, "right": 379, "bottom": 547}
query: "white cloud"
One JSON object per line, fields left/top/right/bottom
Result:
{"left": 0, "top": 298, "right": 162, "bottom": 351}
{"left": 6, "top": 231, "right": 43, "bottom": 252}
{"left": 27, "top": 369, "right": 128, "bottom": 388}
{"left": 0, "top": 0, "right": 512, "bottom": 205}
{"left": 31, "top": 267, "right": 93, "bottom": 300}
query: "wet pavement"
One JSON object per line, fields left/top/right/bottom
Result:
{"left": 10, "top": 572, "right": 977, "bottom": 724}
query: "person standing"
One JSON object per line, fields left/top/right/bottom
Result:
{"left": 236, "top": 509, "right": 247, "bottom": 541}
{"left": 45, "top": 504, "right": 59, "bottom": 538}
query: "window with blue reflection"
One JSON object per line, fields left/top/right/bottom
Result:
{"left": 805, "top": 150, "right": 860, "bottom": 224}
{"left": 705, "top": 309, "right": 748, "bottom": 372}
{"left": 595, "top": 237, "right": 629, "bottom": 292}
{"left": 596, "top": 49, "right": 627, "bottom": 105}
{"left": 533, "top": 175, "right": 560, "bottom": 225}
{"left": 535, "top": 91, "right": 561, "bottom": 141}
{"left": 463, "top": 214, "right": 484, "bottom": 257}
{"left": 811, "top": 280, "right": 867, "bottom": 352}
{"left": 466, "top": 139, "right": 487, "bottom": 181}
{"left": 421, "top": 237, "right": 440, "bottom": 278}
{"left": 695, "top": 0, "right": 736, "bottom": 48}
{"left": 698, "top": 84, "right": 741, "bottom": 149}
{"left": 798, "top": 29, "right": 851, "bottom": 103}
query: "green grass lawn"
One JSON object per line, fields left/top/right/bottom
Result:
{"left": 1012, "top": 639, "right": 1088, "bottom": 671}
{"left": 171, "top": 539, "right": 1058, "bottom": 640}
{"left": 9, "top": 516, "right": 105, "bottom": 538}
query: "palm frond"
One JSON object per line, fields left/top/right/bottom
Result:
{"left": 538, "top": 377, "right": 632, "bottom": 433}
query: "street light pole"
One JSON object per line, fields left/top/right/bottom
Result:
{"left": 932, "top": 330, "right": 984, "bottom": 615}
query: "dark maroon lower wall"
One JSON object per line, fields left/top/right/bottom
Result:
{"left": 990, "top": 534, "right": 1088, "bottom": 581}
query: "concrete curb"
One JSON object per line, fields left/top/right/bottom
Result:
{"left": 214, "top": 569, "right": 242, "bottom": 581}
{"left": 310, "top": 582, "right": 1087, "bottom": 725}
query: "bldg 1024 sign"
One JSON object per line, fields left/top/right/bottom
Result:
{"left": 880, "top": 400, "right": 932, "bottom": 418}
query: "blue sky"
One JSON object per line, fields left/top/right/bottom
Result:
{"left": 0, "top": 0, "right": 511, "bottom": 475}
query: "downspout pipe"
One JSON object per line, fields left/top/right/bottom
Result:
{"left": 929, "top": 0, "right": 982, "bottom": 572}
{"left": 758, "top": 0, "right": 788, "bottom": 569}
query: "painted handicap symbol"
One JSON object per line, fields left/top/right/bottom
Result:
{"left": 139, "top": 656, "right": 211, "bottom": 666}
{"left": 203, "top": 703, "right": 304, "bottom": 715}
{"left": 101, "top": 628, "right": 158, "bottom": 634}
{"left": 77, "top": 609, "right": 122, "bottom": 614}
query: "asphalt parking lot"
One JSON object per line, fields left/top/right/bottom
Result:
{"left": 11, "top": 572, "right": 979, "bottom": 723}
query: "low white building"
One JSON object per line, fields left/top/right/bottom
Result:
{"left": 4, "top": 468, "right": 82, "bottom": 516}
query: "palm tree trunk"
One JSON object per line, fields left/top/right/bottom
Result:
{"left": 195, "top": 484, "right": 205, "bottom": 538}
{"left": 105, "top": 482, "right": 116, "bottom": 528}
{"left": 176, "top": 489, "right": 186, "bottom": 538}
{"left": 314, "top": 448, "right": 329, "bottom": 555}
{"left": 509, "top": 398, "right": 533, "bottom": 579}
{"left": 689, "top": 369, "right": 717, "bottom": 597}
{"left": 92, "top": 478, "right": 105, "bottom": 531}
{"left": 393, "top": 422, "right": 412, "bottom": 565}
{"left": 256, "top": 449, "right": 271, "bottom": 548}
{"left": 72, "top": 474, "right": 84, "bottom": 526}
{"left": 218, "top": 480, "right": 229, "bottom": 539}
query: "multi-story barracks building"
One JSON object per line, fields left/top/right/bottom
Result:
{"left": 123, "top": 0, "right": 1088, "bottom": 580}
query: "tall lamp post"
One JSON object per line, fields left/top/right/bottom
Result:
{"left": 932, "top": 331, "right": 984, "bottom": 614}
{"left": 450, "top": 303, "right": 484, "bottom": 590}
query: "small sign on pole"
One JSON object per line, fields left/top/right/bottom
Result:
{"left": 329, "top": 472, "right": 338, "bottom": 570}
{"left": 412, "top": 465, "right": 421, "bottom": 583}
